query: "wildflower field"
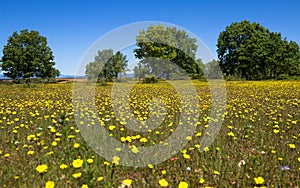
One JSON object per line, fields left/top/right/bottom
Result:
{"left": 0, "top": 80, "right": 299, "bottom": 187}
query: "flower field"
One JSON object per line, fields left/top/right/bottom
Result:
{"left": 0, "top": 81, "right": 299, "bottom": 187}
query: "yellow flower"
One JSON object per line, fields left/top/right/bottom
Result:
{"left": 50, "top": 127, "right": 56, "bottom": 133}
{"left": 183, "top": 153, "right": 191, "bottom": 159}
{"left": 51, "top": 141, "right": 57, "bottom": 147}
{"left": 186, "top": 136, "right": 192, "bottom": 141}
{"left": 273, "top": 129, "right": 280, "bottom": 134}
{"left": 199, "top": 178, "right": 205, "bottom": 184}
{"left": 161, "top": 170, "right": 167, "bottom": 174}
{"left": 254, "top": 176, "right": 264, "bottom": 184}
{"left": 140, "top": 137, "right": 148, "bottom": 142}
{"left": 123, "top": 179, "right": 132, "bottom": 186}
{"left": 158, "top": 179, "right": 169, "bottom": 187}
{"left": 87, "top": 158, "right": 93, "bottom": 164}
{"left": 178, "top": 181, "right": 188, "bottom": 188}
{"left": 72, "top": 172, "right": 82, "bottom": 178}
{"left": 227, "top": 131, "right": 235, "bottom": 137}
{"left": 27, "top": 150, "right": 35, "bottom": 155}
{"left": 72, "top": 159, "right": 83, "bottom": 168}
{"left": 112, "top": 156, "right": 120, "bottom": 165}
{"left": 108, "top": 125, "right": 116, "bottom": 131}
{"left": 203, "top": 147, "right": 209, "bottom": 152}
{"left": 74, "top": 143, "right": 80, "bottom": 148}
{"left": 298, "top": 157, "right": 300, "bottom": 162}
{"left": 288, "top": 143, "right": 296, "bottom": 149}
{"left": 36, "top": 164, "right": 48, "bottom": 173}
{"left": 45, "top": 181, "right": 55, "bottom": 188}
{"left": 131, "top": 145, "right": 139, "bottom": 153}
{"left": 214, "top": 170, "right": 220, "bottom": 175}
{"left": 148, "top": 164, "right": 154, "bottom": 169}
{"left": 120, "top": 137, "right": 126, "bottom": 142}
{"left": 60, "top": 164, "right": 68, "bottom": 169}
{"left": 97, "top": 176, "right": 104, "bottom": 181}
{"left": 81, "top": 185, "right": 88, "bottom": 188}
{"left": 196, "top": 132, "right": 202, "bottom": 137}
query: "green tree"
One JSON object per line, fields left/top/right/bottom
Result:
{"left": 85, "top": 49, "right": 113, "bottom": 82}
{"left": 134, "top": 25, "right": 203, "bottom": 79}
{"left": 133, "top": 62, "right": 148, "bottom": 80}
{"left": 205, "top": 59, "right": 223, "bottom": 79}
{"left": 85, "top": 49, "right": 128, "bottom": 82}
{"left": 217, "top": 20, "right": 300, "bottom": 80}
{"left": 1, "top": 29, "right": 60, "bottom": 82}
{"left": 109, "top": 51, "right": 128, "bottom": 81}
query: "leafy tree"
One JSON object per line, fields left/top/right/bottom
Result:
{"left": 134, "top": 25, "right": 203, "bottom": 79}
{"left": 109, "top": 51, "right": 128, "bottom": 81}
{"left": 85, "top": 49, "right": 113, "bottom": 82}
{"left": 217, "top": 20, "right": 300, "bottom": 80}
{"left": 133, "top": 62, "right": 148, "bottom": 80}
{"left": 85, "top": 49, "right": 128, "bottom": 82}
{"left": 1, "top": 29, "right": 60, "bottom": 82}
{"left": 205, "top": 59, "right": 223, "bottom": 79}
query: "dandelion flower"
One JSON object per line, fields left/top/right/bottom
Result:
{"left": 178, "top": 181, "right": 188, "bottom": 188}
{"left": 158, "top": 179, "right": 168, "bottom": 187}
{"left": 122, "top": 179, "right": 132, "bottom": 186}
{"left": 74, "top": 143, "right": 80, "bottom": 148}
{"left": 45, "top": 181, "right": 55, "bottom": 188}
{"left": 72, "top": 159, "right": 83, "bottom": 168}
{"left": 199, "top": 178, "right": 205, "bottom": 184}
{"left": 254, "top": 176, "right": 264, "bottom": 184}
{"left": 36, "top": 164, "right": 48, "bottom": 173}
{"left": 288, "top": 144, "right": 296, "bottom": 149}
{"left": 60, "top": 164, "right": 68, "bottom": 169}
{"left": 87, "top": 158, "right": 93, "bottom": 164}
{"left": 72, "top": 172, "right": 82, "bottom": 178}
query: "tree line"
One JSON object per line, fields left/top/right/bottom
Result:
{"left": 1, "top": 20, "right": 299, "bottom": 82}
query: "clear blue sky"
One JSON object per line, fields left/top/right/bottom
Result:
{"left": 1, "top": 0, "right": 299, "bottom": 75}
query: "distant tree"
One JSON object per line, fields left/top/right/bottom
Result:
{"left": 85, "top": 49, "right": 113, "bottom": 82}
{"left": 109, "top": 51, "right": 128, "bottom": 81}
{"left": 205, "top": 59, "right": 223, "bottom": 79}
{"left": 133, "top": 62, "right": 148, "bottom": 80}
{"left": 85, "top": 49, "right": 128, "bottom": 82}
{"left": 217, "top": 20, "right": 300, "bottom": 80}
{"left": 1, "top": 29, "right": 60, "bottom": 82}
{"left": 134, "top": 25, "right": 203, "bottom": 79}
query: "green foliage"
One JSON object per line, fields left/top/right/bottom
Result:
{"left": 1, "top": 29, "right": 60, "bottom": 82}
{"left": 85, "top": 49, "right": 128, "bottom": 82}
{"left": 204, "top": 59, "right": 223, "bottom": 79}
{"left": 134, "top": 25, "right": 204, "bottom": 79}
{"left": 217, "top": 20, "right": 300, "bottom": 80}
{"left": 142, "top": 74, "right": 158, "bottom": 83}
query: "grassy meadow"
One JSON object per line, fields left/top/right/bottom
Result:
{"left": 0, "top": 80, "right": 299, "bottom": 187}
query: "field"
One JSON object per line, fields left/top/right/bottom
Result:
{"left": 0, "top": 81, "right": 299, "bottom": 187}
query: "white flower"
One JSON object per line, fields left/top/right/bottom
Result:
{"left": 238, "top": 160, "right": 246, "bottom": 168}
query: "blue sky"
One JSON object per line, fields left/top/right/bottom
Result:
{"left": 1, "top": 0, "right": 299, "bottom": 75}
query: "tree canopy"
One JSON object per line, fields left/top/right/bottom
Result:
{"left": 85, "top": 49, "right": 128, "bottom": 82}
{"left": 1, "top": 29, "right": 60, "bottom": 82}
{"left": 134, "top": 25, "right": 203, "bottom": 80}
{"left": 217, "top": 20, "right": 300, "bottom": 80}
